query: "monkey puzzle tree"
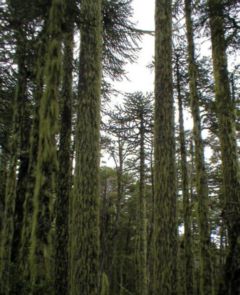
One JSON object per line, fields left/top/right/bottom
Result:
{"left": 70, "top": 0, "right": 103, "bottom": 294}
{"left": 208, "top": 0, "right": 240, "bottom": 294}
{"left": 153, "top": 0, "right": 177, "bottom": 294}
{"left": 28, "top": 0, "right": 64, "bottom": 292}
{"left": 184, "top": 1, "right": 213, "bottom": 294}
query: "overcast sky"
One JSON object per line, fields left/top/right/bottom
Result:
{"left": 114, "top": 0, "right": 155, "bottom": 94}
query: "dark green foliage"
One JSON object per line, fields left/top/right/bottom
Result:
{"left": 102, "top": 0, "right": 141, "bottom": 80}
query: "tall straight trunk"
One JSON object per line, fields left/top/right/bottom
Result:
{"left": 208, "top": 1, "right": 240, "bottom": 294}
{"left": 111, "top": 140, "right": 123, "bottom": 295}
{"left": 136, "top": 114, "right": 148, "bottom": 295}
{"left": 176, "top": 54, "right": 194, "bottom": 295}
{"left": 0, "top": 147, "right": 8, "bottom": 235}
{"left": 54, "top": 2, "right": 74, "bottom": 293}
{"left": 70, "top": 0, "right": 102, "bottom": 294}
{"left": 11, "top": 39, "right": 31, "bottom": 275}
{"left": 0, "top": 27, "right": 28, "bottom": 294}
{"left": 18, "top": 39, "right": 45, "bottom": 290}
{"left": 154, "top": 0, "right": 177, "bottom": 294}
{"left": 29, "top": 0, "right": 64, "bottom": 292}
{"left": 184, "top": 1, "right": 213, "bottom": 294}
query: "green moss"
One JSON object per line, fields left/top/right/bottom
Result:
{"left": 101, "top": 272, "right": 110, "bottom": 295}
{"left": 153, "top": 1, "right": 177, "bottom": 294}
{"left": 54, "top": 0, "right": 74, "bottom": 293}
{"left": 28, "top": 0, "right": 64, "bottom": 292}
{"left": 208, "top": 0, "right": 240, "bottom": 293}
{"left": 184, "top": 1, "right": 214, "bottom": 294}
{"left": 70, "top": 0, "right": 102, "bottom": 294}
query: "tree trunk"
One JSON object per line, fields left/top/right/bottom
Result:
{"left": 184, "top": 1, "right": 213, "bottom": 294}
{"left": 70, "top": 0, "right": 102, "bottom": 293}
{"left": 176, "top": 53, "right": 194, "bottom": 295}
{"left": 0, "top": 27, "right": 28, "bottom": 295}
{"left": 54, "top": 1, "right": 74, "bottom": 293}
{"left": 154, "top": 0, "right": 177, "bottom": 294}
{"left": 29, "top": 0, "right": 64, "bottom": 292}
{"left": 208, "top": 1, "right": 240, "bottom": 294}
{"left": 136, "top": 114, "right": 148, "bottom": 295}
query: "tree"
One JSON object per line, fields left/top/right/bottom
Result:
{"left": 28, "top": 0, "right": 64, "bottom": 292}
{"left": 0, "top": 1, "right": 29, "bottom": 292}
{"left": 54, "top": 0, "right": 74, "bottom": 293}
{"left": 175, "top": 52, "right": 194, "bottom": 295}
{"left": 184, "top": 1, "right": 213, "bottom": 293}
{"left": 208, "top": 0, "right": 240, "bottom": 293}
{"left": 122, "top": 92, "right": 153, "bottom": 295}
{"left": 154, "top": 0, "right": 177, "bottom": 294}
{"left": 70, "top": 0, "right": 102, "bottom": 293}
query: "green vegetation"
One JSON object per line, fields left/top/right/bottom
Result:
{"left": 0, "top": 0, "right": 239, "bottom": 294}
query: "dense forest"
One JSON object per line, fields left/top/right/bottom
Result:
{"left": 0, "top": 0, "right": 239, "bottom": 294}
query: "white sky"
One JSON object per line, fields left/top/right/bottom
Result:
{"left": 113, "top": 0, "right": 155, "bottom": 94}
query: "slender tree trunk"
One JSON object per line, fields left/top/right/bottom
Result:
{"left": 0, "top": 27, "right": 28, "bottom": 294}
{"left": 18, "top": 38, "right": 45, "bottom": 291}
{"left": 70, "top": 0, "right": 102, "bottom": 293}
{"left": 208, "top": 1, "right": 240, "bottom": 294}
{"left": 136, "top": 114, "right": 148, "bottom": 295}
{"left": 54, "top": 2, "right": 74, "bottom": 293}
{"left": 110, "top": 139, "right": 124, "bottom": 295}
{"left": 184, "top": 1, "right": 213, "bottom": 294}
{"left": 29, "top": 0, "right": 64, "bottom": 292}
{"left": 176, "top": 54, "right": 194, "bottom": 295}
{"left": 154, "top": 0, "right": 177, "bottom": 294}
{"left": 0, "top": 146, "right": 8, "bottom": 236}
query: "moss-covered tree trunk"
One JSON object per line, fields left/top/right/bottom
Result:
{"left": 54, "top": 2, "right": 74, "bottom": 293}
{"left": 0, "top": 27, "right": 28, "bottom": 294}
{"left": 136, "top": 113, "right": 148, "bottom": 295}
{"left": 208, "top": 1, "right": 240, "bottom": 294}
{"left": 28, "top": 0, "right": 64, "bottom": 292}
{"left": 184, "top": 1, "right": 213, "bottom": 294}
{"left": 153, "top": 0, "right": 177, "bottom": 294}
{"left": 176, "top": 54, "right": 194, "bottom": 295}
{"left": 70, "top": 0, "right": 102, "bottom": 293}
{"left": 18, "top": 39, "right": 45, "bottom": 290}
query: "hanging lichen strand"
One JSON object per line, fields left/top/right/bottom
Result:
{"left": 70, "top": 0, "right": 102, "bottom": 294}
{"left": 54, "top": 0, "right": 74, "bottom": 293}
{"left": 154, "top": 0, "right": 177, "bottom": 294}
{"left": 28, "top": 0, "right": 64, "bottom": 292}
{"left": 208, "top": 0, "right": 240, "bottom": 294}
{"left": 184, "top": 1, "right": 213, "bottom": 294}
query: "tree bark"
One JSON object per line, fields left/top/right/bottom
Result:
{"left": 184, "top": 1, "right": 213, "bottom": 294}
{"left": 70, "top": 0, "right": 102, "bottom": 293}
{"left": 154, "top": 0, "right": 177, "bottom": 294}
{"left": 208, "top": 1, "right": 240, "bottom": 294}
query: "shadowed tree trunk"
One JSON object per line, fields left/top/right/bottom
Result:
{"left": 54, "top": 1, "right": 74, "bottom": 293}
{"left": 184, "top": 1, "right": 213, "bottom": 294}
{"left": 0, "top": 24, "right": 28, "bottom": 294}
{"left": 208, "top": 1, "right": 240, "bottom": 294}
{"left": 70, "top": 0, "right": 102, "bottom": 293}
{"left": 28, "top": 0, "right": 64, "bottom": 292}
{"left": 176, "top": 53, "right": 194, "bottom": 295}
